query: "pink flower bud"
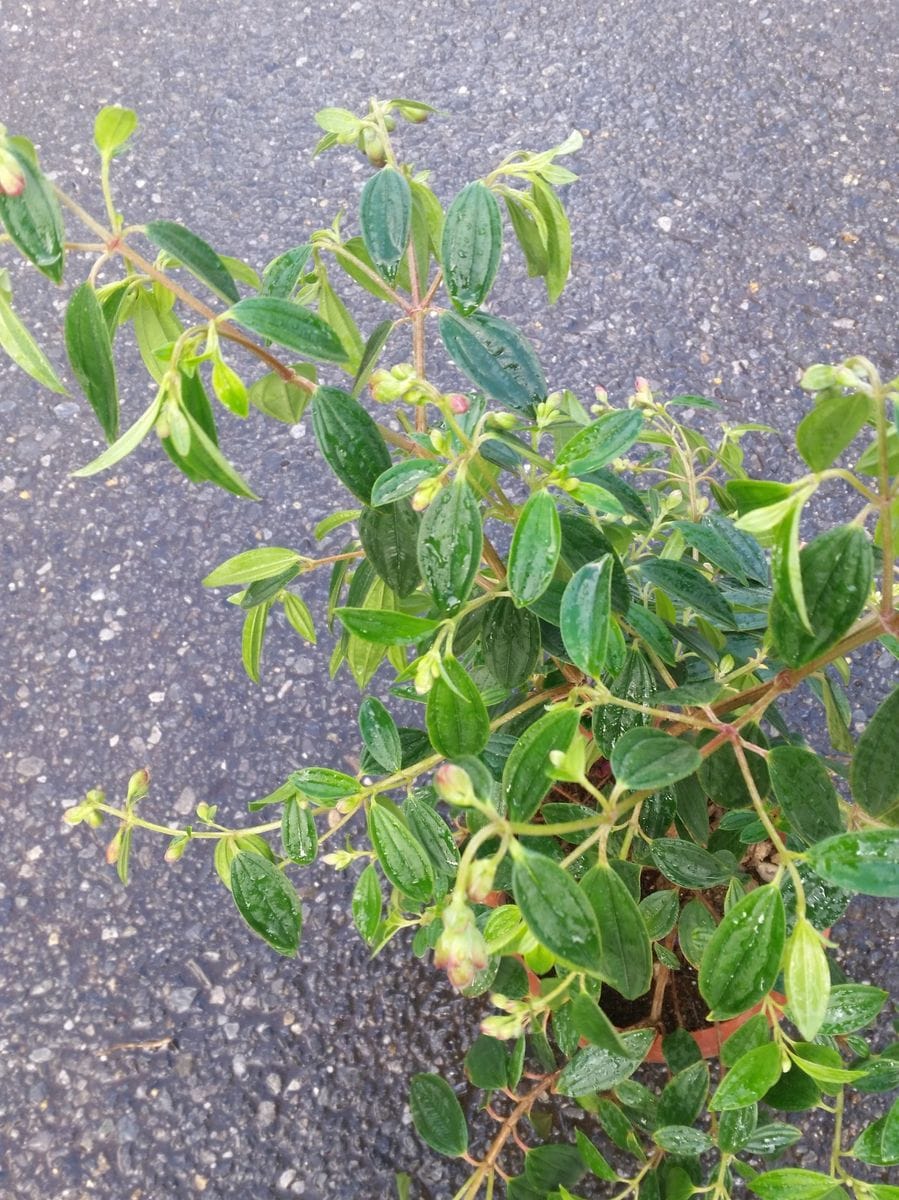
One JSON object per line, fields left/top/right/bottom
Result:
{"left": 594, "top": 385, "right": 608, "bottom": 404}
{"left": 433, "top": 898, "right": 489, "bottom": 990}
{"left": 634, "top": 376, "right": 650, "bottom": 392}
{"left": 447, "top": 393, "right": 469, "bottom": 414}
{"left": 0, "top": 159, "right": 25, "bottom": 197}
{"left": 466, "top": 857, "right": 496, "bottom": 903}
{"left": 434, "top": 763, "right": 477, "bottom": 807}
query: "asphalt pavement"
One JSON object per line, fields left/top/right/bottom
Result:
{"left": 1, "top": 1, "right": 898, "bottom": 1197}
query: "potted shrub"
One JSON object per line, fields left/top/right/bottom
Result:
{"left": 2, "top": 98, "right": 899, "bottom": 1200}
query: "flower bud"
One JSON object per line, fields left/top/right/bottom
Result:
{"left": 634, "top": 376, "right": 651, "bottom": 394}
{"left": 195, "top": 802, "right": 217, "bottom": 823}
{"left": 0, "top": 148, "right": 25, "bottom": 197}
{"left": 362, "top": 128, "right": 386, "bottom": 167}
{"left": 594, "top": 385, "right": 608, "bottom": 405}
{"left": 434, "top": 896, "right": 489, "bottom": 990}
{"left": 106, "top": 828, "right": 123, "bottom": 865}
{"left": 429, "top": 429, "right": 451, "bottom": 455}
{"left": 486, "top": 411, "right": 517, "bottom": 430}
{"left": 126, "top": 768, "right": 150, "bottom": 804}
{"left": 164, "top": 834, "right": 189, "bottom": 863}
{"left": 411, "top": 476, "right": 442, "bottom": 511}
{"left": 434, "top": 763, "right": 477, "bottom": 808}
{"left": 446, "top": 392, "right": 469, "bottom": 414}
{"left": 369, "top": 369, "right": 411, "bottom": 404}
{"left": 466, "top": 857, "right": 496, "bottom": 903}
{"left": 413, "top": 648, "right": 442, "bottom": 695}
{"left": 480, "top": 1012, "right": 529, "bottom": 1040}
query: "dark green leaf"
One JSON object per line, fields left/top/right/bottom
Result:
{"left": 574, "top": 1130, "right": 617, "bottom": 1181}
{"left": 418, "top": 478, "right": 482, "bottom": 612}
{"left": 230, "top": 297, "right": 347, "bottom": 363}
{"left": 611, "top": 728, "right": 702, "bottom": 791}
{"left": 311, "top": 386, "right": 392, "bottom": 502}
{"left": 769, "top": 525, "right": 873, "bottom": 667}
{"left": 638, "top": 558, "right": 736, "bottom": 627}
{"left": 261, "top": 243, "right": 312, "bottom": 299}
{"left": 651, "top": 839, "right": 733, "bottom": 889}
{"left": 581, "top": 864, "right": 652, "bottom": 998}
{"left": 337, "top": 607, "right": 441, "bottom": 645}
{"left": 359, "top": 696, "right": 402, "bottom": 773}
{"left": 369, "top": 802, "right": 433, "bottom": 903}
{"left": 524, "top": 1143, "right": 585, "bottom": 1192}
{"left": 442, "top": 181, "right": 503, "bottom": 315}
{"left": 699, "top": 885, "right": 786, "bottom": 1019}
{"left": 405, "top": 795, "right": 459, "bottom": 875}
{"left": 639, "top": 889, "right": 680, "bottom": 940}
{"left": 503, "top": 706, "right": 581, "bottom": 821}
{"left": 556, "top": 1030, "right": 654, "bottom": 1097}
{"left": 409, "top": 1073, "right": 468, "bottom": 1157}
{"left": 769, "top": 745, "right": 844, "bottom": 844}
{"left": 64, "top": 282, "right": 118, "bottom": 441}
{"left": 145, "top": 219, "right": 239, "bottom": 304}
{"left": 288, "top": 767, "right": 359, "bottom": 806}
{"left": 560, "top": 557, "right": 614, "bottom": 677}
{"left": 426, "top": 656, "right": 490, "bottom": 758}
{"left": 464, "top": 1034, "right": 509, "bottom": 1089}
{"left": 657, "top": 1059, "right": 710, "bottom": 1126}
{"left": 281, "top": 797, "right": 318, "bottom": 865}
{"left": 351, "top": 862, "right": 382, "bottom": 942}
{"left": 697, "top": 723, "right": 770, "bottom": 810}
{"left": 571, "top": 992, "right": 628, "bottom": 1054}
{"left": 508, "top": 490, "right": 562, "bottom": 606}
{"left": 505, "top": 191, "right": 549, "bottom": 278}
{"left": 820, "top": 984, "right": 888, "bottom": 1035}
{"left": 557, "top": 409, "right": 644, "bottom": 475}
{"left": 806, "top": 829, "right": 899, "bottom": 897}
{"left": 230, "top": 850, "right": 302, "bottom": 956}
{"left": 653, "top": 1126, "right": 713, "bottom": 1155}
{"left": 742, "top": 1123, "right": 801, "bottom": 1156}
{"left": 439, "top": 310, "right": 547, "bottom": 413}
{"left": 359, "top": 500, "right": 421, "bottom": 597}
{"left": 674, "top": 515, "right": 768, "bottom": 584}
{"left": 512, "top": 847, "right": 602, "bottom": 976}
{"left": 359, "top": 167, "right": 412, "bottom": 283}
{"left": 371, "top": 459, "right": 443, "bottom": 507}
{"left": 851, "top": 686, "right": 899, "bottom": 825}
{"left": 557, "top": 513, "right": 631, "bottom": 614}
{"left": 352, "top": 318, "right": 395, "bottom": 397}
{"left": 0, "top": 138, "right": 65, "bottom": 282}
{"left": 483, "top": 597, "right": 542, "bottom": 688}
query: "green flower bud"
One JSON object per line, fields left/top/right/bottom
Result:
{"left": 486, "top": 411, "right": 517, "bottom": 430}
{"left": 412, "top": 476, "right": 442, "bottom": 512}
{"left": 433, "top": 896, "right": 488, "bottom": 990}
{"left": 433, "top": 763, "right": 477, "bottom": 808}
{"left": 164, "top": 834, "right": 190, "bottom": 863}
{"left": 126, "top": 768, "right": 150, "bottom": 804}
{"left": 465, "top": 857, "right": 496, "bottom": 903}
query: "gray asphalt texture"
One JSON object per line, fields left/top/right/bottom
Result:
{"left": 2, "top": 1, "right": 898, "bottom": 1198}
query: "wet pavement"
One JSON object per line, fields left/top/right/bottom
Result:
{"left": 1, "top": 1, "right": 898, "bottom": 1197}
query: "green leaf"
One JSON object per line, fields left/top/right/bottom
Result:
{"left": 556, "top": 1029, "right": 654, "bottom": 1096}
{"left": 371, "top": 459, "right": 443, "bottom": 507}
{"left": 0, "top": 139, "right": 65, "bottom": 282}
{"left": 72, "top": 390, "right": 164, "bottom": 477}
{"left": 145, "top": 219, "right": 239, "bottom": 305}
{"left": 131, "top": 285, "right": 181, "bottom": 382}
{"left": 769, "top": 489, "right": 813, "bottom": 634}
{"left": 352, "top": 318, "right": 395, "bottom": 397}
{"left": 574, "top": 1130, "right": 617, "bottom": 1182}
{"left": 768, "top": 745, "right": 844, "bottom": 845}
{"left": 351, "top": 862, "right": 382, "bottom": 943}
{"left": 248, "top": 369, "right": 311, "bottom": 424}
{"left": 581, "top": 864, "right": 652, "bottom": 998}
{"left": 699, "top": 885, "right": 786, "bottom": 1020}
{"left": 336, "top": 606, "right": 442, "bottom": 646}
{"left": 241, "top": 600, "right": 270, "bottom": 682}
{"left": 797, "top": 391, "right": 870, "bottom": 470}
{"left": 281, "top": 797, "right": 318, "bottom": 865}
{"left": 439, "top": 310, "right": 547, "bottom": 413}
{"left": 711, "top": 1043, "right": 783, "bottom": 1110}
{"left": 261, "top": 243, "right": 312, "bottom": 300}
{"left": 697, "top": 723, "right": 770, "bottom": 811}
{"left": 674, "top": 515, "right": 768, "bottom": 584}
{"left": 508, "top": 490, "right": 562, "bottom": 606}
{"left": 741, "top": 1122, "right": 801, "bottom": 1156}
{"left": 359, "top": 500, "right": 421, "bottom": 598}
{"left": 650, "top": 839, "right": 733, "bottom": 889}
{"left": 820, "top": 984, "right": 888, "bottom": 1035}
{"left": 610, "top": 728, "right": 702, "bottom": 791}
{"left": 851, "top": 686, "right": 899, "bottom": 825}
{"left": 204, "top": 547, "right": 302, "bottom": 588}
{"left": 229, "top": 297, "right": 347, "bottom": 363}
{"left": 409, "top": 1074, "right": 468, "bottom": 1157}
{"left": 560, "top": 557, "right": 614, "bottom": 677}
{"left": 639, "top": 889, "right": 679, "bottom": 940}
{"left": 464, "top": 1034, "right": 509, "bottom": 1089}
{"left": 750, "top": 1170, "right": 845, "bottom": 1200}
{"left": 441, "top": 181, "right": 503, "bottom": 315}
{"left": 503, "top": 706, "right": 581, "bottom": 821}
{"left": 653, "top": 1126, "right": 713, "bottom": 1155}
{"left": 881, "top": 1097, "right": 899, "bottom": 1163}
{"left": 770, "top": 525, "right": 873, "bottom": 667}
{"left": 359, "top": 167, "right": 412, "bottom": 282}
{"left": 230, "top": 850, "right": 302, "bottom": 956}
{"left": 505, "top": 192, "right": 549, "bottom": 277}
{"left": 638, "top": 558, "right": 736, "bottom": 627}
{"left": 0, "top": 271, "right": 66, "bottom": 392}
{"left": 524, "top": 1143, "right": 586, "bottom": 1192}
{"left": 531, "top": 177, "right": 571, "bottom": 303}
{"left": 417, "top": 478, "right": 482, "bottom": 613}
{"left": 177, "top": 408, "right": 259, "bottom": 499}
{"left": 806, "top": 829, "right": 899, "bottom": 897}
{"left": 784, "top": 917, "right": 830, "bottom": 1041}
{"left": 483, "top": 597, "right": 542, "bottom": 688}
{"left": 93, "top": 105, "right": 138, "bottom": 157}
{"left": 369, "top": 802, "right": 433, "bottom": 903}
{"left": 282, "top": 592, "right": 316, "bottom": 644}
{"left": 288, "top": 767, "right": 359, "bottom": 806}
{"left": 311, "top": 386, "right": 392, "bottom": 502}
{"left": 426, "top": 656, "right": 490, "bottom": 757}
{"left": 852, "top": 1112, "right": 899, "bottom": 1166}
{"left": 512, "top": 847, "right": 602, "bottom": 976}
{"left": 557, "top": 409, "right": 645, "bottom": 475}
{"left": 405, "top": 795, "right": 459, "bottom": 875}
{"left": 316, "top": 271, "right": 363, "bottom": 372}
{"left": 657, "top": 1059, "right": 709, "bottom": 1125}
{"left": 358, "top": 696, "right": 402, "bottom": 773}
{"left": 571, "top": 992, "right": 628, "bottom": 1054}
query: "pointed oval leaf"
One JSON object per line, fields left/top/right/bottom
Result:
{"left": 358, "top": 696, "right": 402, "bottom": 773}
{"left": 351, "top": 862, "right": 382, "bottom": 943}
{"left": 699, "top": 885, "right": 786, "bottom": 1019}
{"left": 336, "top": 606, "right": 441, "bottom": 646}
{"left": 749, "top": 1170, "right": 846, "bottom": 1200}
{"left": 508, "top": 489, "right": 562, "bottom": 606}
{"left": 426, "top": 656, "right": 490, "bottom": 758}
{"left": 0, "top": 277, "right": 67, "bottom": 393}
{"left": 711, "top": 1043, "right": 783, "bottom": 1110}
{"left": 651, "top": 839, "right": 733, "bottom": 889}
{"left": 359, "top": 167, "right": 412, "bottom": 283}
{"left": 797, "top": 391, "right": 870, "bottom": 471}
{"left": 64, "top": 282, "right": 119, "bottom": 440}
{"left": 311, "top": 386, "right": 391, "bottom": 502}
{"left": 439, "top": 310, "right": 547, "bottom": 413}
{"left": 638, "top": 558, "right": 735, "bottom": 627}
{"left": 851, "top": 686, "right": 899, "bottom": 825}
{"left": 581, "top": 864, "right": 652, "bottom": 999}
{"left": 784, "top": 916, "right": 830, "bottom": 1041}
{"left": 230, "top": 850, "right": 302, "bottom": 956}
{"left": 557, "top": 409, "right": 645, "bottom": 475}
{"left": 359, "top": 500, "right": 421, "bottom": 597}
{"left": 145, "top": 219, "right": 239, "bottom": 304}
{"left": 93, "top": 104, "right": 138, "bottom": 158}
{"left": 770, "top": 525, "right": 873, "bottom": 667}
{"left": 369, "top": 802, "right": 433, "bottom": 903}
{"left": 610, "top": 728, "right": 702, "bottom": 791}
{"left": 409, "top": 1074, "right": 468, "bottom": 1158}
{"left": 371, "top": 459, "right": 443, "bottom": 507}
{"left": 806, "top": 829, "right": 899, "bottom": 897}
{"left": 512, "top": 848, "right": 602, "bottom": 976}
{"left": 442, "top": 181, "right": 503, "bottom": 315}
{"left": 560, "top": 557, "right": 614, "bottom": 677}
{"left": 769, "top": 745, "right": 844, "bottom": 844}
{"left": 288, "top": 766, "right": 360, "bottom": 806}
{"left": 482, "top": 597, "right": 542, "bottom": 688}
{"left": 556, "top": 1029, "right": 654, "bottom": 1097}
{"left": 405, "top": 795, "right": 459, "bottom": 875}
{"left": 503, "top": 707, "right": 581, "bottom": 822}
{"left": 417, "top": 478, "right": 482, "bottom": 613}
{"left": 820, "top": 984, "right": 888, "bottom": 1036}
{"left": 229, "top": 297, "right": 347, "bottom": 363}
{"left": 0, "top": 139, "right": 65, "bottom": 282}
{"left": 280, "top": 797, "right": 318, "bottom": 865}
